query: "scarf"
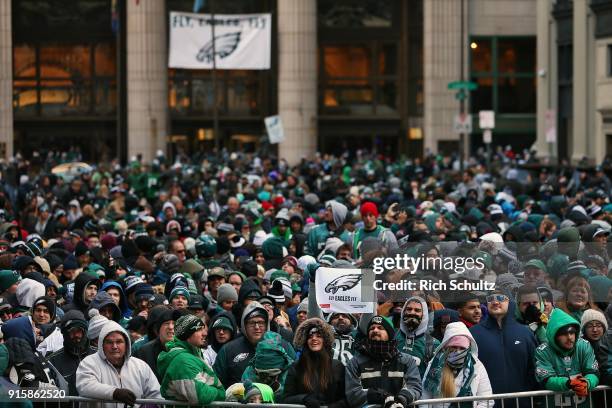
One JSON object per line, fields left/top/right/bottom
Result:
{"left": 366, "top": 338, "right": 398, "bottom": 362}
{"left": 424, "top": 349, "right": 476, "bottom": 400}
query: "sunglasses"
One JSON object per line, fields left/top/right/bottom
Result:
{"left": 486, "top": 294, "right": 508, "bottom": 303}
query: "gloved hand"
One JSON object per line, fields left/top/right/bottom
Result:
{"left": 367, "top": 388, "right": 389, "bottom": 404}
{"left": 303, "top": 394, "right": 321, "bottom": 408}
{"left": 383, "top": 395, "right": 408, "bottom": 408}
{"left": 113, "top": 388, "right": 136, "bottom": 405}
{"left": 523, "top": 304, "right": 543, "bottom": 324}
{"left": 569, "top": 376, "right": 589, "bottom": 397}
{"left": 307, "top": 262, "right": 320, "bottom": 282}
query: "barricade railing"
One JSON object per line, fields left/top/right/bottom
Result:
{"left": 11, "top": 385, "right": 612, "bottom": 407}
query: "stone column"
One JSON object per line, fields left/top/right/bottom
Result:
{"left": 0, "top": 0, "right": 13, "bottom": 159}
{"left": 423, "top": 0, "right": 463, "bottom": 155}
{"left": 127, "top": 0, "right": 168, "bottom": 162}
{"left": 535, "top": 0, "right": 554, "bottom": 160}
{"left": 277, "top": 0, "right": 317, "bottom": 165}
{"left": 572, "top": 0, "right": 588, "bottom": 163}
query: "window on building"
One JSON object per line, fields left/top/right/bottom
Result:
{"left": 168, "top": 69, "right": 262, "bottom": 116}
{"left": 318, "top": 0, "right": 394, "bottom": 28}
{"left": 470, "top": 36, "right": 536, "bottom": 114}
{"left": 320, "top": 42, "right": 398, "bottom": 115}
{"left": 13, "top": 42, "right": 116, "bottom": 117}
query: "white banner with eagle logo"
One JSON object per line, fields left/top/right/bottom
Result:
{"left": 169, "top": 12, "right": 271, "bottom": 70}
{"left": 315, "top": 267, "right": 373, "bottom": 314}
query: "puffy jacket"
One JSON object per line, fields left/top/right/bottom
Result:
{"left": 421, "top": 322, "right": 493, "bottom": 408}
{"left": 470, "top": 302, "right": 538, "bottom": 408}
{"left": 535, "top": 308, "right": 599, "bottom": 408}
{"left": 76, "top": 321, "right": 161, "bottom": 407}
{"left": 157, "top": 337, "right": 225, "bottom": 405}
{"left": 345, "top": 346, "right": 422, "bottom": 408}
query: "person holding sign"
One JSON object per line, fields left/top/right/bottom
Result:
{"left": 345, "top": 315, "right": 422, "bottom": 408}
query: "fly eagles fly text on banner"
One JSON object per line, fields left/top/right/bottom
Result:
{"left": 169, "top": 12, "right": 271, "bottom": 70}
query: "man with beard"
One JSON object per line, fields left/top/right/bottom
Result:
{"left": 345, "top": 315, "right": 422, "bottom": 408}
{"left": 456, "top": 292, "right": 482, "bottom": 328}
{"left": 47, "top": 310, "right": 95, "bottom": 395}
{"left": 395, "top": 296, "right": 439, "bottom": 376}
{"left": 535, "top": 309, "right": 599, "bottom": 408}
{"left": 515, "top": 285, "right": 548, "bottom": 344}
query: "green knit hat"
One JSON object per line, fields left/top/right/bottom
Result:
{"left": 368, "top": 315, "right": 395, "bottom": 338}
{"left": 175, "top": 314, "right": 205, "bottom": 340}
{"left": 262, "top": 237, "right": 288, "bottom": 260}
{"left": 0, "top": 270, "right": 20, "bottom": 293}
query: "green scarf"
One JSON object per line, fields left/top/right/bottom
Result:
{"left": 423, "top": 349, "right": 476, "bottom": 403}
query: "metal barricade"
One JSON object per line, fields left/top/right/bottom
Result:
{"left": 13, "top": 386, "right": 612, "bottom": 408}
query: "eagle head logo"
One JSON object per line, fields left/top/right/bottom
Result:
{"left": 324, "top": 274, "right": 362, "bottom": 294}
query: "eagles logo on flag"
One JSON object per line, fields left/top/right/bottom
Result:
{"left": 325, "top": 274, "right": 362, "bottom": 294}
{"left": 197, "top": 32, "right": 241, "bottom": 63}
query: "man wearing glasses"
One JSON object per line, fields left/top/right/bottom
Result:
{"left": 76, "top": 320, "right": 161, "bottom": 406}
{"left": 213, "top": 301, "right": 296, "bottom": 388}
{"left": 470, "top": 290, "right": 538, "bottom": 408}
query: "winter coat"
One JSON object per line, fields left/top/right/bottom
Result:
{"left": 306, "top": 223, "right": 350, "bottom": 257}
{"left": 76, "top": 321, "right": 161, "bottom": 408}
{"left": 596, "top": 329, "right": 612, "bottom": 385}
{"left": 47, "top": 345, "right": 95, "bottom": 396}
{"left": 213, "top": 302, "right": 297, "bottom": 388}
{"left": 421, "top": 322, "right": 493, "bottom": 408}
{"left": 132, "top": 337, "right": 165, "bottom": 382}
{"left": 535, "top": 308, "right": 599, "bottom": 408}
{"left": 345, "top": 346, "right": 422, "bottom": 408}
{"left": 395, "top": 296, "right": 440, "bottom": 377}
{"left": 282, "top": 317, "right": 347, "bottom": 408}
{"left": 3, "top": 337, "right": 67, "bottom": 391}
{"left": 283, "top": 359, "right": 347, "bottom": 408}
{"left": 157, "top": 337, "right": 225, "bottom": 405}
{"left": 63, "top": 273, "right": 99, "bottom": 315}
{"left": 470, "top": 302, "right": 538, "bottom": 408}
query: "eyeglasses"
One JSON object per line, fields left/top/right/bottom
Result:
{"left": 246, "top": 320, "right": 266, "bottom": 328}
{"left": 486, "top": 294, "right": 508, "bottom": 303}
{"left": 586, "top": 323, "right": 605, "bottom": 330}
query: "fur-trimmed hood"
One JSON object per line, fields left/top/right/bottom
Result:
{"left": 293, "top": 317, "right": 335, "bottom": 350}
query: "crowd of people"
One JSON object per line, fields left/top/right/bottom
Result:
{"left": 0, "top": 148, "right": 611, "bottom": 408}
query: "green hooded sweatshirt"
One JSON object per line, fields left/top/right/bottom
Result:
{"left": 535, "top": 308, "right": 599, "bottom": 408}
{"left": 241, "top": 332, "right": 294, "bottom": 399}
{"left": 157, "top": 337, "right": 225, "bottom": 405}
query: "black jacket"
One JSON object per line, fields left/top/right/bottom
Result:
{"left": 133, "top": 338, "right": 164, "bottom": 382}
{"left": 282, "top": 358, "right": 348, "bottom": 408}
{"left": 47, "top": 346, "right": 95, "bottom": 396}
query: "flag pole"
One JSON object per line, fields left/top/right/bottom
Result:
{"left": 210, "top": 0, "right": 220, "bottom": 155}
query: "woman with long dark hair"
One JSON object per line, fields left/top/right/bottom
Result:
{"left": 282, "top": 318, "right": 347, "bottom": 408}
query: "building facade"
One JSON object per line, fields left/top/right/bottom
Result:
{"left": 0, "top": 0, "right": 560, "bottom": 164}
